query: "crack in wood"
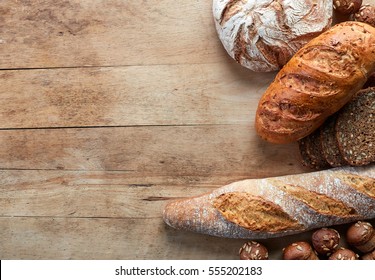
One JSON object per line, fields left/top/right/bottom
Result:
{"left": 128, "top": 184, "right": 154, "bottom": 188}
{"left": 143, "top": 196, "right": 184, "bottom": 201}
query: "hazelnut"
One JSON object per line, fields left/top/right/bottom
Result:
{"left": 351, "top": 5, "right": 375, "bottom": 27}
{"left": 312, "top": 228, "right": 340, "bottom": 256}
{"left": 334, "top": 0, "right": 362, "bottom": 15}
{"left": 361, "top": 249, "right": 375, "bottom": 260}
{"left": 282, "top": 241, "right": 319, "bottom": 260}
{"left": 328, "top": 247, "right": 359, "bottom": 260}
{"left": 239, "top": 241, "right": 269, "bottom": 260}
{"left": 346, "top": 221, "right": 375, "bottom": 253}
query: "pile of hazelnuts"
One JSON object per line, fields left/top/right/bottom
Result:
{"left": 334, "top": 0, "right": 375, "bottom": 27}
{"left": 239, "top": 221, "right": 375, "bottom": 260}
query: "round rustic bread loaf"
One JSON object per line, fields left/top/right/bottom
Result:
{"left": 212, "top": 0, "right": 333, "bottom": 72}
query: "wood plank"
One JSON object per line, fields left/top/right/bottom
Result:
{"left": 0, "top": 216, "right": 247, "bottom": 259}
{"left": 0, "top": 64, "right": 275, "bottom": 128}
{"left": 5, "top": 0, "right": 372, "bottom": 261}
{"left": 3, "top": 216, "right": 373, "bottom": 259}
{"left": 0, "top": 170, "right": 221, "bottom": 218}
{"left": 1, "top": 0, "right": 374, "bottom": 69}
{"left": 0, "top": 125, "right": 306, "bottom": 175}
{"left": 0, "top": 0, "right": 224, "bottom": 68}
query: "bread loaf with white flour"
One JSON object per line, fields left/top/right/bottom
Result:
{"left": 213, "top": 0, "right": 333, "bottom": 72}
{"left": 163, "top": 165, "right": 375, "bottom": 239}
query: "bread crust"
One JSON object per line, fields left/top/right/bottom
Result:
{"left": 213, "top": 0, "right": 332, "bottom": 72}
{"left": 163, "top": 165, "right": 375, "bottom": 239}
{"left": 255, "top": 21, "right": 375, "bottom": 143}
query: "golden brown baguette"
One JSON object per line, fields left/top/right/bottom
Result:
{"left": 163, "top": 165, "right": 375, "bottom": 239}
{"left": 255, "top": 21, "right": 375, "bottom": 144}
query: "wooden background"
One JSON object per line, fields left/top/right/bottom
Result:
{"left": 0, "top": 0, "right": 372, "bottom": 259}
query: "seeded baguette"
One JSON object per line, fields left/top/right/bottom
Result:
{"left": 163, "top": 165, "right": 375, "bottom": 239}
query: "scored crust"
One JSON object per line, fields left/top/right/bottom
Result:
{"left": 255, "top": 21, "right": 375, "bottom": 143}
{"left": 163, "top": 165, "right": 375, "bottom": 239}
{"left": 213, "top": 0, "right": 333, "bottom": 72}
{"left": 213, "top": 192, "right": 304, "bottom": 232}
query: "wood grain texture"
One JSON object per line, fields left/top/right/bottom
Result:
{"left": 0, "top": 0, "right": 222, "bottom": 68}
{"left": 0, "top": 64, "right": 274, "bottom": 128}
{"left": 2, "top": 0, "right": 372, "bottom": 260}
{"left": 0, "top": 216, "right": 248, "bottom": 259}
{"left": 0, "top": 125, "right": 304, "bottom": 175}
{"left": 0, "top": 170, "right": 217, "bottom": 218}
{"left": 2, "top": 216, "right": 373, "bottom": 259}
{"left": 0, "top": 168, "right": 313, "bottom": 219}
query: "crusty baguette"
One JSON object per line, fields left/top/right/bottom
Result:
{"left": 163, "top": 165, "right": 375, "bottom": 239}
{"left": 255, "top": 21, "right": 375, "bottom": 144}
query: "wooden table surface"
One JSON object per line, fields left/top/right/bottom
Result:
{"left": 0, "top": 0, "right": 373, "bottom": 260}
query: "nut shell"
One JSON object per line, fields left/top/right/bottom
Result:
{"left": 361, "top": 249, "right": 375, "bottom": 260}
{"left": 312, "top": 228, "right": 340, "bottom": 255}
{"left": 282, "top": 241, "right": 319, "bottom": 260}
{"left": 346, "top": 221, "right": 375, "bottom": 253}
{"left": 334, "top": 0, "right": 362, "bottom": 15}
{"left": 328, "top": 247, "right": 359, "bottom": 260}
{"left": 351, "top": 5, "right": 375, "bottom": 27}
{"left": 239, "top": 241, "right": 269, "bottom": 260}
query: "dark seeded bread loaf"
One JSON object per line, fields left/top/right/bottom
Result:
{"left": 163, "top": 165, "right": 375, "bottom": 239}
{"left": 336, "top": 87, "right": 375, "bottom": 166}
{"left": 298, "top": 138, "right": 318, "bottom": 169}
{"left": 298, "top": 128, "right": 329, "bottom": 170}
{"left": 298, "top": 87, "right": 374, "bottom": 169}
{"left": 320, "top": 114, "right": 347, "bottom": 167}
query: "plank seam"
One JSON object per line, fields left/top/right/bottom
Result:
{"left": 0, "top": 123, "right": 236, "bottom": 131}
{"left": 0, "top": 61, "right": 227, "bottom": 72}
{"left": 0, "top": 215, "right": 160, "bottom": 220}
